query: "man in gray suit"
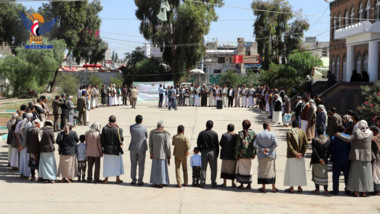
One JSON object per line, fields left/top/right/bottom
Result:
{"left": 67, "top": 96, "right": 75, "bottom": 125}
{"left": 129, "top": 115, "right": 148, "bottom": 185}
{"left": 253, "top": 122, "right": 279, "bottom": 193}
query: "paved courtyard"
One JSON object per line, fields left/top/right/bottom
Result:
{"left": 0, "top": 101, "right": 379, "bottom": 214}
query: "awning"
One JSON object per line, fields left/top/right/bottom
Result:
{"left": 244, "top": 64, "right": 262, "bottom": 68}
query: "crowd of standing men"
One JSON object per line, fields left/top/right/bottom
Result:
{"left": 158, "top": 83, "right": 261, "bottom": 109}
{"left": 3, "top": 77, "right": 380, "bottom": 198}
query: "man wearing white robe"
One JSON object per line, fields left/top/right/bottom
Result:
{"left": 234, "top": 86, "right": 241, "bottom": 107}
{"left": 241, "top": 85, "right": 248, "bottom": 108}
{"left": 221, "top": 85, "right": 228, "bottom": 107}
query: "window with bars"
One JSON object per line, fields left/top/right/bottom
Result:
{"left": 322, "top": 48, "right": 328, "bottom": 57}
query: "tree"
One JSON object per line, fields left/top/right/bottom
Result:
{"left": 110, "top": 75, "right": 123, "bottom": 88}
{"left": 135, "top": 0, "right": 223, "bottom": 80}
{"left": 251, "top": 0, "right": 309, "bottom": 69}
{"left": 0, "top": 38, "right": 66, "bottom": 96}
{"left": 258, "top": 51, "right": 322, "bottom": 95}
{"left": 218, "top": 71, "right": 241, "bottom": 88}
{"left": 357, "top": 81, "right": 380, "bottom": 124}
{"left": 55, "top": 72, "right": 80, "bottom": 96}
{"left": 39, "top": 0, "right": 105, "bottom": 64}
{"left": 122, "top": 50, "right": 169, "bottom": 84}
{"left": 0, "top": 1, "right": 29, "bottom": 53}
{"left": 89, "top": 75, "right": 103, "bottom": 87}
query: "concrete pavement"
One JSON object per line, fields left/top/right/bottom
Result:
{"left": 0, "top": 102, "right": 379, "bottom": 214}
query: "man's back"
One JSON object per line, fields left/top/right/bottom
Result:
{"left": 331, "top": 134, "right": 351, "bottom": 164}
{"left": 197, "top": 129, "right": 218, "bottom": 151}
{"left": 173, "top": 134, "right": 190, "bottom": 158}
{"left": 129, "top": 124, "right": 148, "bottom": 152}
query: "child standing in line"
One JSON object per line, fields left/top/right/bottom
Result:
{"left": 77, "top": 135, "right": 87, "bottom": 182}
{"left": 190, "top": 147, "right": 201, "bottom": 187}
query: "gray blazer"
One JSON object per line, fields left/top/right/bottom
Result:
{"left": 337, "top": 130, "right": 373, "bottom": 162}
{"left": 129, "top": 124, "right": 148, "bottom": 152}
{"left": 253, "top": 130, "right": 278, "bottom": 159}
{"left": 67, "top": 100, "right": 75, "bottom": 115}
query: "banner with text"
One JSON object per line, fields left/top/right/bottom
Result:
{"left": 133, "top": 81, "right": 174, "bottom": 101}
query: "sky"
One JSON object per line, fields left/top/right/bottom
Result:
{"left": 20, "top": 0, "right": 331, "bottom": 57}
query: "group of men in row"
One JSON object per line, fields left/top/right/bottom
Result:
{"left": 158, "top": 83, "right": 259, "bottom": 108}
{"left": 100, "top": 84, "right": 139, "bottom": 109}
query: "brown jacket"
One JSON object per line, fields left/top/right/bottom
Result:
{"left": 326, "top": 113, "right": 342, "bottom": 136}
{"left": 85, "top": 130, "right": 103, "bottom": 157}
{"left": 286, "top": 128, "right": 308, "bottom": 158}
{"left": 40, "top": 125, "right": 55, "bottom": 153}
{"left": 172, "top": 134, "right": 190, "bottom": 159}
{"left": 77, "top": 97, "right": 87, "bottom": 112}
{"left": 52, "top": 99, "right": 64, "bottom": 115}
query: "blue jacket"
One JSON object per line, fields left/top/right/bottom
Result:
{"left": 330, "top": 133, "right": 351, "bottom": 164}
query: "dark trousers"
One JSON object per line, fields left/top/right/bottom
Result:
{"left": 192, "top": 166, "right": 201, "bottom": 185}
{"left": 78, "top": 110, "right": 86, "bottom": 125}
{"left": 168, "top": 98, "right": 177, "bottom": 110}
{"left": 200, "top": 149, "right": 217, "bottom": 184}
{"left": 315, "top": 183, "right": 328, "bottom": 191}
{"left": 332, "top": 162, "right": 350, "bottom": 192}
{"left": 87, "top": 157, "right": 100, "bottom": 181}
{"left": 60, "top": 114, "right": 67, "bottom": 129}
{"left": 159, "top": 94, "right": 163, "bottom": 107}
{"left": 228, "top": 97, "right": 233, "bottom": 107}
{"left": 201, "top": 96, "right": 207, "bottom": 107}
{"left": 123, "top": 96, "right": 128, "bottom": 105}
{"left": 78, "top": 160, "right": 87, "bottom": 180}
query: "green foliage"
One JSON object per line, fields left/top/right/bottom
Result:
{"left": 251, "top": 0, "right": 309, "bottom": 69}
{"left": 357, "top": 81, "right": 380, "bottom": 125}
{"left": 218, "top": 71, "right": 240, "bottom": 87}
{"left": 0, "top": 39, "right": 66, "bottom": 97}
{"left": 39, "top": 0, "right": 105, "bottom": 64}
{"left": 258, "top": 51, "right": 322, "bottom": 95}
{"left": 110, "top": 75, "right": 123, "bottom": 88}
{"left": 240, "top": 72, "right": 259, "bottom": 87}
{"left": 55, "top": 72, "right": 80, "bottom": 96}
{"left": 218, "top": 71, "right": 259, "bottom": 88}
{"left": 122, "top": 50, "right": 170, "bottom": 84}
{"left": 0, "top": 1, "right": 29, "bottom": 54}
{"left": 88, "top": 75, "right": 103, "bottom": 87}
{"left": 287, "top": 51, "right": 322, "bottom": 77}
{"left": 135, "top": 0, "right": 223, "bottom": 80}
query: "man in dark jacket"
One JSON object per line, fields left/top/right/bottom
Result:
{"left": 327, "top": 107, "right": 342, "bottom": 137}
{"left": 101, "top": 115, "right": 124, "bottom": 184}
{"left": 77, "top": 91, "right": 87, "bottom": 126}
{"left": 60, "top": 93, "right": 69, "bottom": 129}
{"left": 197, "top": 120, "right": 219, "bottom": 188}
{"left": 52, "top": 95, "right": 64, "bottom": 132}
{"left": 330, "top": 125, "right": 351, "bottom": 195}
{"left": 27, "top": 119, "right": 42, "bottom": 180}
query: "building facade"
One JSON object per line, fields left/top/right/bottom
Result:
{"left": 330, "top": 0, "right": 380, "bottom": 82}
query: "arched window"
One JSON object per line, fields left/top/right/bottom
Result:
{"left": 331, "top": 57, "right": 335, "bottom": 74}
{"left": 359, "top": 3, "right": 363, "bottom": 21}
{"left": 350, "top": 7, "right": 355, "bottom": 24}
{"left": 343, "top": 56, "right": 347, "bottom": 81}
{"left": 366, "top": 0, "right": 370, "bottom": 20}
{"left": 345, "top": 10, "right": 349, "bottom": 26}
{"left": 338, "top": 13, "right": 342, "bottom": 28}
{"left": 336, "top": 57, "right": 340, "bottom": 78}
{"left": 356, "top": 54, "right": 362, "bottom": 74}
{"left": 363, "top": 53, "right": 368, "bottom": 72}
